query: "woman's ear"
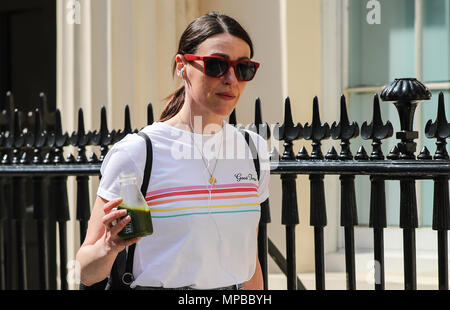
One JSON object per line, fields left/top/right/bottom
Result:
{"left": 175, "top": 54, "right": 186, "bottom": 78}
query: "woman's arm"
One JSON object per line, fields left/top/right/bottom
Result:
{"left": 75, "top": 196, "right": 140, "bottom": 286}
{"left": 243, "top": 256, "right": 263, "bottom": 290}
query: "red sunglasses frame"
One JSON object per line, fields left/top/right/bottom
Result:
{"left": 183, "top": 54, "right": 260, "bottom": 81}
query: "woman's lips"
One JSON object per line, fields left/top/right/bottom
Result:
{"left": 216, "top": 92, "right": 236, "bottom": 100}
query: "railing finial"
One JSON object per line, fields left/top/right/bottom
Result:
{"left": 330, "top": 94, "right": 359, "bottom": 160}
{"left": 381, "top": 78, "right": 431, "bottom": 159}
{"left": 361, "top": 94, "right": 393, "bottom": 160}
{"left": 303, "top": 96, "right": 330, "bottom": 159}
{"left": 147, "top": 102, "right": 154, "bottom": 125}
{"left": 273, "top": 97, "right": 302, "bottom": 160}
{"left": 248, "top": 98, "right": 271, "bottom": 140}
{"left": 425, "top": 92, "right": 449, "bottom": 160}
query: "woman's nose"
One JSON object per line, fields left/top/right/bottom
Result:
{"left": 223, "top": 66, "right": 238, "bottom": 84}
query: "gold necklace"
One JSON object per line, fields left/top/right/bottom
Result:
{"left": 188, "top": 123, "right": 223, "bottom": 185}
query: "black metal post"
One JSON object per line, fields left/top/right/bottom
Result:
{"left": 303, "top": 96, "right": 330, "bottom": 290}
{"left": 281, "top": 166, "right": 299, "bottom": 290}
{"left": 29, "top": 107, "right": 50, "bottom": 289}
{"left": 381, "top": 78, "right": 432, "bottom": 290}
{"left": 52, "top": 110, "right": 70, "bottom": 290}
{"left": 43, "top": 162, "right": 57, "bottom": 290}
{"left": 274, "top": 97, "right": 302, "bottom": 290}
{"left": 341, "top": 177, "right": 357, "bottom": 290}
{"left": 9, "top": 109, "right": 28, "bottom": 289}
{"left": 0, "top": 168, "right": 8, "bottom": 289}
{"left": 310, "top": 174, "right": 326, "bottom": 290}
{"left": 370, "top": 177, "right": 387, "bottom": 290}
{"left": 426, "top": 92, "right": 450, "bottom": 290}
{"left": 361, "top": 94, "right": 392, "bottom": 290}
{"left": 331, "top": 95, "right": 359, "bottom": 290}
{"left": 70, "top": 108, "right": 92, "bottom": 244}
{"left": 33, "top": 176, "right": 49, "bottom": 289}
{"left": 2, "top": 176, "right": 13, "bottom": 289}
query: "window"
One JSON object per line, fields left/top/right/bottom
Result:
{"left": 346, "top": 0, "right": 450, "bottom": 228}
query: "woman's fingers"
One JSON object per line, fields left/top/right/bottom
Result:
{"left": 102, "top": 208, "right": 127, "bottom": 228}
{"left": 103, "top": 197, "right": 123, "bottom": 214}
{"left": 109, "top": 215, "right": 131, "bottom": 236}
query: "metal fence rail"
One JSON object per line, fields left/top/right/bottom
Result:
{"left": 0, "top": 78, "right": 448, "bottom": 290}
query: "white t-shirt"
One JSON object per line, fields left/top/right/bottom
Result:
{"left": 97, "top": 120, "right": 270, "bottom": 289}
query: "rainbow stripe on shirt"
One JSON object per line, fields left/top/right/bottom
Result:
{"left": 145, "top": 183, "right": 260, "bottom": 218}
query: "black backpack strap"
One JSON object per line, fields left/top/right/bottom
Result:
{"left": 240, "top": 129, "right": 270, "bottom": 223}
{"left": 137, "top": 131, "right": 153, "bottom": 197}
{"left": 121, "top": 131, "right": 153, "bottom": 287}
{"left": 240, "top": 130, "right": 260, "bottom": 181}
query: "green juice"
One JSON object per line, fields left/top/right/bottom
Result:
{"left": 117, "top": 204, "right": 153, "bottom": 240}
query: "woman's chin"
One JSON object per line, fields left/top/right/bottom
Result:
{"left": 216, "top": 102, "right": 238, "bottom": 117}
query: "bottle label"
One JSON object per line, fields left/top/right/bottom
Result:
{"left": 122, "top": 212, "right": 134, "bottom": 235}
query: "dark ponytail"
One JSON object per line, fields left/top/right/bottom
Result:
{"left": 160, "top": 85, "right": 185, "bottom": 122}
{"left": 159, "top": 11, "right": 254, "bottom": 122}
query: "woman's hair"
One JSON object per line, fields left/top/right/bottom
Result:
{"left": 159, "top": 12, "right": 254, "bottom": 122}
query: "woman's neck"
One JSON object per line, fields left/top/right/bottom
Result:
{"left": 163, "top": 102, "right": 224, "bottom": 135}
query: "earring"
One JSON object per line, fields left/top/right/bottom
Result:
{"left": 179, "top": 67, "right": 185, "bottom": 78}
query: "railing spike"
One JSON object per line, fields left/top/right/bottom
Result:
{"left": 304, "top": 96, "right": 329, "bottom": 159}
{"left": 361, "top": 94, "right": 393, "bottom": 160}
{"left": 296, "top": 146, "right": 309, "bottom": 160}
{"left": 355, "top": 146, "right": 369, "bottom": 160}
{"left": 325, "top": 146, "right": 338, "bottom": 160}
{"left": 418, "top": 146, "right": 432, "bottom": 160}
{"left": 331, "top": 94, "right": 359, "bottom": 159}
{"left": 255, "top": 97, "right": 262, "bottom": 126}
{"left": 13, "top": 108, "right": 20, "bottom": 138}
{"left": 77, "top": 108, "right": 85, "bottom": 136}
{"left": 229, "top": 108, "right": 237, "bottom": 126}
{"left": 147, "top": 103, "right": 154, "bottom": 125}
{"left": 425, "top": 92, "right": 449, "bottom": 159}
{"left": 124, "top": 105, "right": 132, "bottom": 134}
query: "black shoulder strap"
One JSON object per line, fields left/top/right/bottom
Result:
{"left": 241, "top": 130, "right": 260, "bottom": 181}
{"left": 137, "top": 131, "right": 153, "bottom": 196}
{"left": 241, "top": 130, "right": 270, "bottom": 225}
{"left": 122, "top": 131, "right": 153, "bottom": 287}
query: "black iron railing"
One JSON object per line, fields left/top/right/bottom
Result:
{"left": 0, "top": 78, "right": 448, "bottom": 290}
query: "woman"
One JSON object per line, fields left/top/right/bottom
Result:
{"left": 76, "top": 12, "right": 270, "bottom": 290}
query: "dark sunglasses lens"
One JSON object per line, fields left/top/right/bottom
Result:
{"left": 236, "top": 62, "right": 256, "bottom": 81}
{"left": 205, "top": 58, "right": 228, "bottom": 77}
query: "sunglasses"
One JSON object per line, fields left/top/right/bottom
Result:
{"left": 183, "top": 54, "right": 260, "bottom": 81}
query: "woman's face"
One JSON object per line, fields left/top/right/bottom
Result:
{"left": 177, "top": 33, "right": 252, "bottom": 120}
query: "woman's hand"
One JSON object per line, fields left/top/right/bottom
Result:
{"left": 77, "top": 196, "right": 141, "bottom": 286}
{"left": 101, "top": 198, "right": 141, "bottom": 254}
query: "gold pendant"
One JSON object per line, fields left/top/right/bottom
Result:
{"left": 209, "top": 176, "right": 217, "bottom": 185}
